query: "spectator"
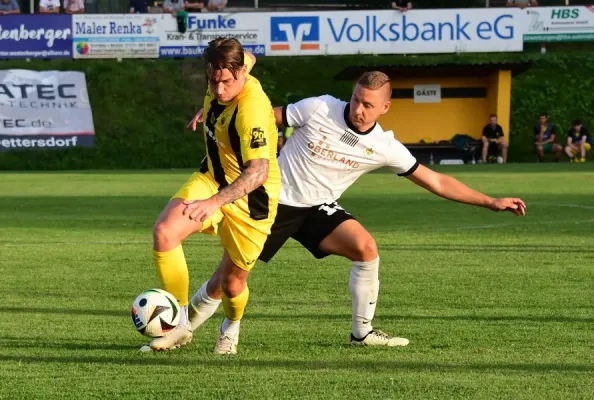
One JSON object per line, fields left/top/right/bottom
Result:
{"left": 507, "top": 0, "right": 537, "bottom": 9}
{"left": 481, "top": 114, "right": 508, "bottom": 164}
{"left": 277, "top": 126, "right": 293, "bottom": 153}
{"left": 39, "top": 0, "right": 60, "bottom": 13}
{"left": 206, "top": 0, "right": 226, "bottom": 12}
{"left": 565, "top": 120, "right": 592, "bottom": 163}
{"left": 129, "top": 0, "right": 149, "bottom": 13}
{"left": 0, "top": 0, "right": 20, "bottom": 14}
{"left": 534, "top": 113, "right": 562, "bottom": 162}
{"left": 163, "top": 0, "right": 184, "bottom": 13}
{"left": 184, "top": 0, "right": 203, "bottom": 11}
{"left": 63, "top": 0, "right": 84, "bottom": 13}
{"left": 392, "top": 0, "right": 411, "bottom": 12}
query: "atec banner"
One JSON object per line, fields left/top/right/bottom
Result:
{"left": 0, "top": 70, "right": 95, "bottom": 151}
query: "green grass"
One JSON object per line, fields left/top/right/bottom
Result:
{"left": 1, "top": 164, "right": 593, "bottom": 399}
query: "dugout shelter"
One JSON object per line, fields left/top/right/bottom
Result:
{"left": 335, "top": 61, "right": 532, "bottom": 164}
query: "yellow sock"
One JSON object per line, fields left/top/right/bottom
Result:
{"left": 153, "top": 245, "right": 189, "bottom": 306}
{"left": 222, "top": 285, "right": 250, "bottom": 321}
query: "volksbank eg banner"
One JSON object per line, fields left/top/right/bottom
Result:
{"left": 269, "top": 8, "right": 525, "bottom": 55}
{"left": 0, "top": 70, "right": 95, "bottom": 151}
{"left": 73, "top": 14, "right": 160, "bottom": 59}
{"left": 0, "top": 15, "right": 72, "bottom": 59}
{"left": 159, "top": 13, "right": 265, "bottom": 58}
{"left": 524, "top": 6, "right": 594, "bottom": 43}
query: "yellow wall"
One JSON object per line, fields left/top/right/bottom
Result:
{"left": 490, "top": 70, "right": 512, "bottom": 142}
{"left": 379, "top": 73, "right": 512, "bottom": 144}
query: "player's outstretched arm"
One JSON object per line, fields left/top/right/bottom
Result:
{"left": 183, "top": 159, "right": 269, "bottom": 222}
{"left": 407, "top": 164, "right": 526, "bottom": 216}
{"left": 245, "top": 51, "right": 256, "bottom": 74}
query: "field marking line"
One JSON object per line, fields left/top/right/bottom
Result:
{"left": 1, "top": 203, "right": 592, "bottom": 246}
{"left": 531, "top": 202, "right": 594, "bottom": 210}
{"left": 2, "top": 218, "right": 594, "bottom": 246}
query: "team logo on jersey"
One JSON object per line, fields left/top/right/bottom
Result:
{"left": 340, "top": 131, "right": 359, "bottom": 147}
{"left": 364, "top": 146, "right": 375, "bottom": 159}
{"left": 250, "top": 127, "right": 267, "bottom": 148}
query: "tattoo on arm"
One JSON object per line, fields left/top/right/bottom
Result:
{"left": 213, "top": 159, "right": 269, "bottom": 206}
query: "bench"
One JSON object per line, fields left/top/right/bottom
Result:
{"left": 405, "top": 142, "right": 481, "bottom": 165}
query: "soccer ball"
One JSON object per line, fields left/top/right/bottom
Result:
{"left": 131, "top": 289, "right": 180, "bottom": 337}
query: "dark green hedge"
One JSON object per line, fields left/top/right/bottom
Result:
{"left": 1, "top": 49, "right": 593, "bottom": 169}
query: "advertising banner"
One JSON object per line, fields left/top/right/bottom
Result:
{"left": 0, "top": 15, "right": 72, "bottom": 59}
{"left": 268, "top": 8, "right": 525, "bottom": 56}
{"left": 0, "top": 70, "right": 95, "bottom": 151}
{"left": 72, "top": 14, "right": 160, "bottom": 59}
{"left": 524, "top": 6, "right": 594, "bottom": 42}
{"left": 159, "top": 13, "right": 266, "bottom": 58}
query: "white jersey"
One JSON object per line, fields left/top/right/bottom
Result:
{"left": 279, "top": 95, "right": 418, "bottom": 207}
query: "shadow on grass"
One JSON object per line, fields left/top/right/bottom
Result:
{"left": 0, "top": 354, "right": 592, "bottom": 373}
{"left": 0, "top": 337, "right": 137, "bottom": 352}
{"left": 1, "top": 306, "right": 592, "bottom": 324}
{"left": 0, "top": 307, "right": 128, "bottom": 317}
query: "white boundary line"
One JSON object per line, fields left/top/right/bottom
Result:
{"left": 1, "top": 203, "right": 593, "bottom": 246}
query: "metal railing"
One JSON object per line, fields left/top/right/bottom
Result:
{"left": 22, "top": 0, "right": 585, "bottom": 14}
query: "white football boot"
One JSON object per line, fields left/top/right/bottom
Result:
{"left": 214, "top": 331, "right": 239, "bottom": 355}
{"left": 149, "top": 324, "right": 192, "bottom": 351}
{"left": 350, "top": 330, "right": 409, "bottom": 347}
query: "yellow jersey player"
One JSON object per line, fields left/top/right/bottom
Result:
{"left": 150, "top": 38, "right": 280, "bottom": 354}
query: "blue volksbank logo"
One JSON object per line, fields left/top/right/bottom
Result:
{"left": 327, "top": 14, "right": 515, "bottom": 43}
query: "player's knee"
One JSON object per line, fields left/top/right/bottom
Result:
{"left": 153, "top": 221, "right": 179, "bottom": 250}
{"left": 221, "top": 272, "right": 247, "bottom": 298}
{"left": 350, "top": 236, "right": 378, "bottom": 262}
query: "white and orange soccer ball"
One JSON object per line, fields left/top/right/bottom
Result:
{"left": 131, "top": 289, "right": 180, "bottom": 337}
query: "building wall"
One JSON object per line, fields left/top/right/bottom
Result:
{"left": 379, "top": 73, "right": 511, "bottom": 144}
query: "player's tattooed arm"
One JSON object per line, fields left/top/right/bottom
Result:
{"left": 213, "top": 158, "right": 269, "bottom": 206}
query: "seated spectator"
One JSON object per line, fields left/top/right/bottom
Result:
{"left": 507, "top": 0, "right": 537, "bottom": 9}
{"left": 0, "top": 0, "right": 20, "bottom": 14}
{"left": 565, "top": 120, "right": 592, "bottom": 163}
{"left": 481, "top": 114, "right": 508, "bottom": 164}
{"left": 163, "top": 0, "right": 184, "bottom": 13}
{"left": 39, "top": 0, "right": 60, "bottom": 13}
{"left": 534, "top": 113, "right": 562, "bottom": 162}
{"left": 129, "top": 0, "right": 149, "bottom": 13}
{"left": 392, "top": 0, "right": 411, "bottom": 11}
{"left": 206, "top": 0, "right": 226, "bottom": 11}
{"left": 184, "top": 0, "right": 203, "bottom": 11}
{"left": 63, "top": 0, "right": 84, "bottom": 13}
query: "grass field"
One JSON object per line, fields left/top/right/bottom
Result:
{"left": 1, "top": 164, "right": 593, "bottom": 399}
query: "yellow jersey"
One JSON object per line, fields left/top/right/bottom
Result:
{"left": 201, "top": 57, "right": 280, "bottom": 222}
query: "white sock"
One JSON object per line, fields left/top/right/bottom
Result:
{"left": 189, "top": 280, "right": 222, "bottom": 330}
{"left": 221, "top": 318, "right": 240, "bottom": 336}
{"left": 349, "top": 256, "right": 380, "bottom": 339}
{"left": 178, "top": 306, "right": 189, "bottom": 326}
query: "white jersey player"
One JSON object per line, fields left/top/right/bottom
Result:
{"left": 186, "top": 71, "right": 526, "bottom": 350}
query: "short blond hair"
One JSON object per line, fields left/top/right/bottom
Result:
{"left": 357, "top": 71, "right": 391, "bottom": 99}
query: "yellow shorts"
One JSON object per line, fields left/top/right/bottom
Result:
{"left": 172, "top": 172, "right": 277, "bottom": 271}
{"left": 570, "top": 143, "right": 592, "bottom": 153}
